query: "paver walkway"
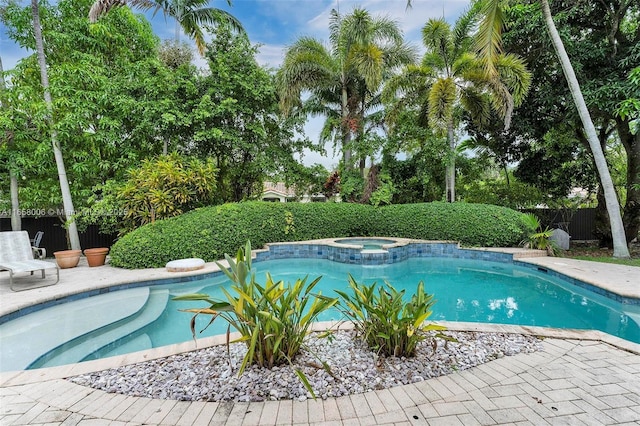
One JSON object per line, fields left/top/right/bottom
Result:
{"left": 1, "top": 337, "right": 639, "bottom": 425}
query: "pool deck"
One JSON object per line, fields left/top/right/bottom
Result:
{"left": 1, "top": 247, "right": 640, "bottom": 425}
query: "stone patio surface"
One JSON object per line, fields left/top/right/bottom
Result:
{"left": 1, "top": 246, "right": 639, "bottom": 425}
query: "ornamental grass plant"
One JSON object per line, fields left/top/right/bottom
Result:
{"left": 335, "top": 275, "right": 449, "bottom": 357}
{"left": 173, "top": 241, "right": 338, "bottom": 396}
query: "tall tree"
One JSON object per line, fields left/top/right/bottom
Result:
{"left": 1, "top": 0, "right": 175, "bottom": 229}
{"left": 88, "top": 0, "right": 242, "bottom": 55}
{"left": 277, "top": 7, "right": 414, "bottom": 170}
{"left": 31, "top": 0, "right": 81, "bottom": 250}
{"left": 188, "top": 23, "right": 314, "bottom": 201}
{"left": 386, "top": 6, "right": 530, "bottom": 202}
{"left": 473, "top": 0, "right": 631, "bottom": 258}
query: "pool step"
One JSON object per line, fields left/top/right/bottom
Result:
{"left": 0, "top": 288, "right": 151, "bottom": 371}
{"left": 33, "top": 289, "right": 170, "bottom": 369}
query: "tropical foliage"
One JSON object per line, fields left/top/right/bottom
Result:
{"left": 109, "top": 201, "right": 531, "bottom": 268}
{"left": 473, "top": 0, "right": 631, "bottom": 258}
{"left": 173, "top": 241, "right": 338, "bottom": 397}
{"left": 336, "top": 276, "right": 447, "bottom": 357}
{"left": 276, "top": 7, "right": 414, "bottom": 174}
{"left": 88, "top": 0, "right": 243, "bottom": 55}
{"left": 384, "top": 4, "right": 530, "bottom": 202}
{"left": 2, "top": 0, "right": 637, "bottom": 258}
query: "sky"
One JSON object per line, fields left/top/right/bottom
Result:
{"left": 0, "top": 0, "right": 470, "bottom": 169}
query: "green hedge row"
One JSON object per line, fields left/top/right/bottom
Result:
{"left": 109, "top": 201, "right": 531, "bottom": 269}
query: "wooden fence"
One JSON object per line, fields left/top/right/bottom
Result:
{"left": 0, "top": 217, "right": 117, "bottom": 256}
{"left": 521, "top": 208, "right": 596, "bottom": 241}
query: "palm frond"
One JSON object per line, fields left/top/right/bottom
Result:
{"left": 88, "top": 0, "right": 156, "bottom": 23}
{"left": 428, "top": 77, "right": 456, "bottom": 132}
{"left": 422, "top": 18, "right": 451, "bottom": 56}
{"left": 186, "top": 8, "right": 244, "bottom": 55}
{"left": 487, "top": 77, "right": 514, "bottom": 129}
{"left": 459, "top": 86, "right": 491, "bottom": 127}
{"left": 350, "top": 44, "right": 384, "bottom": 90}
{"left": 473, "top": 0, "right": 505, "bottom": 78}
{"left": 496, "top": 53, "right": 531, "bottom": 106}
{"left": 452, "top": 51, "right": 479, "bottom": 78}
{"left": 369, "top": 15, "right": 404, "bottom": 46}
{"left": 452, "top": 2, "right": 481, "bottom": 56}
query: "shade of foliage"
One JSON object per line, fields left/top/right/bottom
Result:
{"left": 109, "top": 201, "right": 530, "bottom": 268}
{"left": 0, "top": 0, "right": 168, "bottom": 216}
{"left": 276, "top": 7, "right": 414, "bottom": 175}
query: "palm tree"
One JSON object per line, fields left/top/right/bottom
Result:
{"left": 277, "top": 7, "right": 415, "bottom": 169}
{"left": 473, "top": 0, "right": 630, "bottom": 258}
{"left": 31, "top": 0, "right": 81, "bottom": 250}
{"left": 88, "top": 0, "right": 243, "bottom": 55}
{"left": 385, "top": 6, "right": 530, "bottom": 202}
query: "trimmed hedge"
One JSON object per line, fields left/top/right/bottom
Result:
{"left": 109, "top": 201, "right": 530, "bottom": 269}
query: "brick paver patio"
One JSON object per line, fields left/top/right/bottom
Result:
{"left": 1, "top": 337, "right": 639, "bottom": 425}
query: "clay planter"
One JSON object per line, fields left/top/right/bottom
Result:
{"left": 53, "top": 249, "right": 82, "bottom": 269}
{"left": 84, "top": 247, "right": 109, "bottom": 267}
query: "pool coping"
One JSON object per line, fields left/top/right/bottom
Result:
{"left": 1, "top": 239, "right": 639, "bottom": 384}
{"left": 1, "top": 320, "right": 639, "bottom": 387}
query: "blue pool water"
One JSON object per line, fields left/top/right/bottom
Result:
{"left": 335, "top": 238, "right": 397, "bottom": 250}
{"left": 1, "top": 257, "right": 638, "bottom": 372}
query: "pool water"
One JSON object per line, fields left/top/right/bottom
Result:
{"left": 1, "top": 257, "right": 638, "bottom": 372}
{"left": 335, "top": 238, "right": 396, "bottom": 250}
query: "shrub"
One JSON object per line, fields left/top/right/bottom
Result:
{"left": 173, "top": 242, "right": 338, "bottom": 397}
{"left": 79, "top": 154, "right": 218, "bottom": 235}
{"left": 520, "top": 213, "right": 560, "bottom": 255}
{"left": 335, "top": 275, "right": 447, "bottom": 357}
{"left": 110, "top": 201, "right": 529, "bottom": 268}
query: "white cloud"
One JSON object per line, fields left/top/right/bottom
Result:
{"left": 306, "top": 0, "right": 470, "bottom": 45}
{"left": 255, "top": 44, "right": 286, "bottom": 68}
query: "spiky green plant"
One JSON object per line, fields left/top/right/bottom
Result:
{"left": 335, "top": 275, "right": 448, "bottom": 357}
{"left": 520, "top": 213, "right": 559, "bottom": 255}
{"left": 173, "top": 241, "right": 338, "bottom": 397}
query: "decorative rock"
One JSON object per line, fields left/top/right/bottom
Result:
{"left": 165, "top": 258, "right": 205, "bottom": 272}
{"left": 550, "top": 228, "right": 571, "bottom": 250}
{"left": 69, "top": 330, "right": 542, "bottom": 403}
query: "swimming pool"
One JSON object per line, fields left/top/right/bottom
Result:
{"left": 1, "top": 251, "right": 638, "bottom": 372}
{"left": 334, "top": 238, "right": 397, "bottom": 250}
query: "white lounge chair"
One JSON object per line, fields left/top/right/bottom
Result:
{"left": 0, "top": 231, "right": 59, "bottom": 291}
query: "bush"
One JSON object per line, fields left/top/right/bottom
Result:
{"left": 110, "top": 201, "right": 529, "bottom": 268}
{"left": 173, "top": 242, "right": 338, "bottom": 397}
{"left": 336, "top": 275, "right": 447, "bottom": 357}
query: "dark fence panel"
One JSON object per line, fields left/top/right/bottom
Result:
{"left": 521, "top": 208, "right": 596, "bottom": 241}
{"left": 0, "top": 217, "right": 117, "bottom": 256}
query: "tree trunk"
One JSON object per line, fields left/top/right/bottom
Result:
{"left": 31, "top": 0, "right": 81, "bottom": 250}
{"left": 1, "top": 56, "right": 22, "bottom": 231}
{"left": 10, "top": 172, "right": 21, "bottom": 231}
{"left": 617, "top": 116, "right": 640, "bottom": 242}
{"left": 540, "top": 0, "right": 629, "bottom": 258}
{"left": 446, "top": 122, "right": 455, "bottom": 202}
{"left": 341, "top": 84, "right": 352, "bottom": 167}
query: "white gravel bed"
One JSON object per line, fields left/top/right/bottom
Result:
{"left": 68, "top": 330, "right": 543, "bottom": 402}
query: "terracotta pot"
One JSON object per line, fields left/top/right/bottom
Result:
{"left": 84, "top": 247, "right": 109, "bottom": 267}
{"left": 53, "top": 249, "right": 82, "bottom": 269}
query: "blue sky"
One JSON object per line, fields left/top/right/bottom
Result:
{"left": 0, "top": 0, "right": 470, "bottom": 168}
